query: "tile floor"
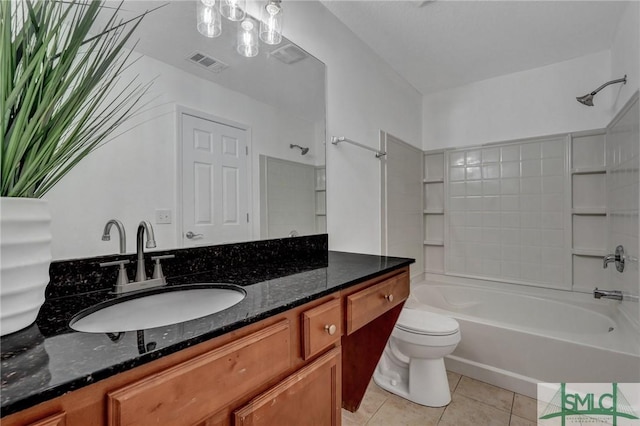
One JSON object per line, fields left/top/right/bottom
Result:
{"left": 342, "top": 372, "right": 537, "bottom": 426}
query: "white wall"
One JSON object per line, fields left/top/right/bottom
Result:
{"left": 422, "top": 50, "right": 613, "bottom": 150}
{"left": 422, "top": 1, "right": 639, "bottom": 153}
{"left": 610, "top": 1, "right": 640, "bottom": 116}
{"left": 275, "top": 1, "right": 423, "bottom": 255}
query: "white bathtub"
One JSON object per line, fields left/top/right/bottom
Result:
{"left": 409, "top": 279, "right": 640, "bottom": 398}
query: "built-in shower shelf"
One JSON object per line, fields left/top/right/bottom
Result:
{"left": 571, "top": 167, "right": 606, "bottom": 175}
{"left": 572, "top": 207, "right": 607, "bottom": 215}
{"left": 424, "top": 151, "right": 446, "bottom": 274}
{"left": 572, "top": 249, "right": 608, "bottom": 257}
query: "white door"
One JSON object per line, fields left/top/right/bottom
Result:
{"left": 181, "top": 113, "right": 249, "bottom": 247}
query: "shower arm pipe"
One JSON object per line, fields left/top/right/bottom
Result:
{"left": 588, "top": 76, "right": 627, "bottom": 96}
{"left": 331, "top": 136, "right": 387, "bottom": 158}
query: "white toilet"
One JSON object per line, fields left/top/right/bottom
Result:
{"left": 373, "top": 308, "right": 461, "bottom": 407}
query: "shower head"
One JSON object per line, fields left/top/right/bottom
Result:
{"left": 576, "top": 93, "right": 594, "bottom": 106}
{"left": 576, "top": 75, "right": 627, "bottom": 107}
{"left": 290, "top": 144, "right": 309, "bottom": 155}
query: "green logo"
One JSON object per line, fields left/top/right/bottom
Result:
{"left": 539, "top": 383, "right": 639, "bottom": 426}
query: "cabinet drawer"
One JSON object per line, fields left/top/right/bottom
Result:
{"left": 107, "top": 320, "right": 291, "bottom": 426}
{"left": 346, "top": 272, "right": 409, "bottom": 334}
{"left": 234, "top": 347, "right": 342, "bottom": 426}
{"left": 301, "top": 298, "right": 342, "bottom": 360}
{"left": 28, "top": 413, "right": 66, "bottom": 426}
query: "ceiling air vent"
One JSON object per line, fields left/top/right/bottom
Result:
{"left": 187, "top": 51, "right": 228, "bottom": 73}
{"left": 270, "top": 43, "right": 308, "bottom": 65}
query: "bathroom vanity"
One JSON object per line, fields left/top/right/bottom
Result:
{"left": 0, "top": 239, "right": 412, "bottom": 425}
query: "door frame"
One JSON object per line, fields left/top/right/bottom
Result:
{"left": 175, "top": 105, "right": 254, "bottom": 247}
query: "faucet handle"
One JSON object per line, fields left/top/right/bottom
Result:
{"left": 603, "top": 245, "right": 625, "bottom": 272}
{"left": 151, "top": 254, "right": 175, "bottom": 261}
{"left": 151, "top": 254, "right": 175, "bottom": 281}
{"left": 99, "top": 259, "right": 131, "bottom": 267}
{"left": 100, "top": 260, "right": 131, "bottom": 287}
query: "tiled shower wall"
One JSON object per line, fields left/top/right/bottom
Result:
{"left": 424, "top": 93, "right": 640, "bottom": 301}
{"left": 607, "top": 96, "right": 639, "bottom": 322}
{"left": 446, "top": 139, "right": 569, "bottom": 289}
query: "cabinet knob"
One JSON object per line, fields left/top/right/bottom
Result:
{"left": 385, "top": 294, "right": 394, "bottom": 303}
{"left": 324, "top": 324, "right": 337, "bottom": 335}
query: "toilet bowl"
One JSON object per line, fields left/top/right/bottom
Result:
{"left": 373, "top": 308, "right": 460, "bottom": 407}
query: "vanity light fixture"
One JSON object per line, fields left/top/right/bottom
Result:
{"left": 259, "top": 0, "right": 283, "bottom": 45}
{"left": 237, "top": 17, "right": 259, "bottom": 58}
{"left": 220, "top": 0, "right": 246, "bottom": 21}
{"left": 197, "top": 1, "right": 221, "bottom": 38}
{"left": 196, "top": 0, "right": 285, "bottom": 58}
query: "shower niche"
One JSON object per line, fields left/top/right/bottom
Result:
{"left": 423, "top": 151, "right": 445, "bottom": 274}
{"left": 571, "top": 131, "right": 608, "bottom": 293}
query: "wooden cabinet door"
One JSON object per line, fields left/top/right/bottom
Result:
{"left": 108, "top": 320, "right": 291, "bottom": 426}
{"left": 234, "top": 347, "right": 342, "bottom": 426}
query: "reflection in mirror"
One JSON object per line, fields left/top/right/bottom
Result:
{"left": 45, "top": 1, "right": 326, "bottom": 260}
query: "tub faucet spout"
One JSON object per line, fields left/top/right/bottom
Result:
{"left": 593, "top": 288, "right": 623, "bottom": 301}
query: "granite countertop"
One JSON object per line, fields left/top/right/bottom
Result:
{"left": 1, "top": 250, "right": 413, "bottom": 417}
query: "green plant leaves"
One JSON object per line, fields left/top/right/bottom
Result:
{"left": 1, "top": 0, "right": 151, "bottom": 198}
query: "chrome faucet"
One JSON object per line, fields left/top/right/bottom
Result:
{"left": 102, "top": 219, "right": 126, "bottom": 254}
{"left": 135, "top": 221, "right": 157, "bottom": 282}
{"left": 101, "top": 220, "right": 174, "bottom": 294}
{"left": 594, "top": 288, "right": 624, "bottom": 301}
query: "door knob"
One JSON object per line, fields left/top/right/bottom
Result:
{"left": 185, "top": 231, "right": 203, "bottom": 239}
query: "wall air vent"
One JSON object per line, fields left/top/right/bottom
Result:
{"left": 270, "top": 43, "right": 308, "bottom": 65}
{"left": 187, "top": 51, "right": 229, "bottom": 73}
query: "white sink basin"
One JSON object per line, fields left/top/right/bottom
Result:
{"left": 70, "top": 284, "right": 246, "bottom": 333}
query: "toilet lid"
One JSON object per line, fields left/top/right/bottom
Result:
{"left": 395, "top": 309, "right": 459, "bottom": 336}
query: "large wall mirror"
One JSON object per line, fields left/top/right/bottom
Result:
{"left": 46, "top": 1, "right": 326, "bottom": 260}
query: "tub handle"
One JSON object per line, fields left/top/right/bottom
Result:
{"left": 385, "top": 294, "right": 394, "bottom": 303}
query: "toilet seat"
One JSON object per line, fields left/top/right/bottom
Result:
{"left": 395, "top": 309, "right": 459, "bottom": 336}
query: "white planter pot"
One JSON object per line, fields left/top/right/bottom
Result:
{"left": 0, "top": 197, "right": 51, "bottom": 336}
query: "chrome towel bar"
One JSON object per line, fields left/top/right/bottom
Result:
{"left": 330, "top": 136, "right": 386, "bottom": 158}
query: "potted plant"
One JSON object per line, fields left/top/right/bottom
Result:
{"left": 1, "top": 0, "right": 150, "bottom": 335}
